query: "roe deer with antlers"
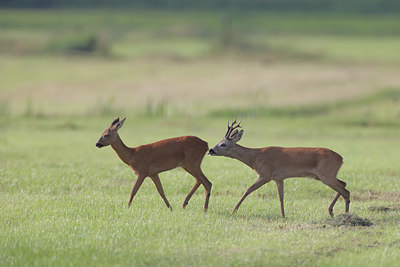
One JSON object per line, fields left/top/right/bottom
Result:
{"left": 209, "top": 119, "right": 350, "bottom": 218}
{"left": 96, "top": 117, "right": 212, "bottom": 210}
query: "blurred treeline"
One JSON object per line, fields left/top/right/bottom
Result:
{"left": 1, "top": 0, "right": 400, "bottom": 14}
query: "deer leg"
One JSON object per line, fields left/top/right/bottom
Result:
{"left": 232, "top": 176, "right": 269, "bottom": 214}
{"left": 184, "top": 167, "right": 212, "bottom": 211}
{"left": 275, "top": 180, "right": 285, "bottom": 218}
{"left": 322, "top": 178, "right": 350, "bottom": 217}
{"left": 338, "top": 179, "right": 350, "bottom": 214}
{"left": 182, "top": 180, "right": 201, "bottom": 209}
{"left": 329, "top": 193, "right": 341, "bottom": 217}
{"left": 128, "top": 175, "right": 146, "bottom": 208}
{"left": 150, "top": 174, "right": 172, "bottom": 210}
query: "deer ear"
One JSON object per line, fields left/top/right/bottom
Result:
{"left": 111, "top": 117, "right": 120, "bottom": 126}
{"left": 114, "top": 117, "right": 126, "bottom": 130}
{"left": 231, "top": 129, "right": 244, "bottom": 143}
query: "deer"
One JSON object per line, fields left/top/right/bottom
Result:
{"left": 208, "top": 119, "right": 350, "bottom": 218}
{"left": 96, "top": 117, "right": 212, "bottom": 211}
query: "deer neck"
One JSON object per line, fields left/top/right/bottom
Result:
{"left": 226, "top": 144, "right": 258, "bottom": 169}
{"left": 111, "top": 134, "right": 132, "bottom": 165}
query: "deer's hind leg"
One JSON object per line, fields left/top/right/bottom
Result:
{"left": 182, "top": 180, "right": 201, "bottom": 209}
{"left": 183, "top": 165, "right": 212, "bottom": 211}
{"left": 321, "top": 178, "right": 350, "bottom": 217}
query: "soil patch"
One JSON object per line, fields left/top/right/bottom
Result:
{"left": 326, "top": 213, "right": 373, "bottom": 227}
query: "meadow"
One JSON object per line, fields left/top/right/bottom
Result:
{"left": 1, "top": 9, "right": 400, "bottom": 266}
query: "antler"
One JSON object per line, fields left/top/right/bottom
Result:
{"left": 225, "top": 118, "right": 242, "bottom": 139}
{"left": 224, "top": 120, "right": 232, "bottom": 138}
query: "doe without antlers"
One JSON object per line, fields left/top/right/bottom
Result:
{"left": 96, "top": 117, "right": 212, "bottom": 211}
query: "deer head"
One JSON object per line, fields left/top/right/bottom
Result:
{"left": 209, "top": 119, "right": 243, "bottom": 156}
{"left": 96, "top": 117, "right": 126, "bottom": 148}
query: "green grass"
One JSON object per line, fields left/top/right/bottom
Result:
{"left": 1, "top": 9, "right": 400, "bottom": 267}
{"left": 261, "top": 35, "right": 400, "bottom": 63}
{"left": 1, "top": 116, "right": 400, "bottom": 266}
{"left": 1, "top": 10, "right": 400, "bottom": 35}
{"left": 2, "top": 9, "right": 400, "bottom": 61}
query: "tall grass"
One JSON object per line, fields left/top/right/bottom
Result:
{"left": 209, "top": 88, "right": 400, "bottom": 126}
{"left": 144, "top": 98, "right": 168, "bottom": 118}
{"left": 0, "top": 98, "right": 11, "bottom": 117}
{"left": 1, "top": 10, "right": 400, "bottom": 35}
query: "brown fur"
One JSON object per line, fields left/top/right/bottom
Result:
{"left": 210, "top": 122, "right": 350, "bottom": 217}
{"left": 96, "top": 118, "right": 212, "bottom": 210}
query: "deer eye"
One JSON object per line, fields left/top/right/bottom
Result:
{"left": 220, "top": 143, "right": 226, "bottom": 147}
{"left": 104, "top": 134, "right": 110, "bottom": 138}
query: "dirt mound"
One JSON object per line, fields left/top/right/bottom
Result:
{"left": 326, "top": 213, "right": 373, "bottom": 227}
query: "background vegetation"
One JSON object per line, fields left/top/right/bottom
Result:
{"left": 1, "top": 3, "right": 399, "bottom": 266}
{"left": 2, "top": 0, "right": 400, "bottom": 13}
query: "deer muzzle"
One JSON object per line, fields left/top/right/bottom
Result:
{"left": 96, "top": 142, "right": 104, "bottom": 148}
{"left": 208, "top": 148, "right": 217, "bottom": 155}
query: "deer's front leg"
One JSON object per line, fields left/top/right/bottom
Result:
{"left": 128, "top": 175, "right": 146, "bottom": 207}
{"left": 232, "top": 176, "right": 269, "bottom": 213}
{"left": 150, "top": 174, "right": 172, "bottom": 210}
{"left": 275, "top": 180, "right": 285, "bottom": 218}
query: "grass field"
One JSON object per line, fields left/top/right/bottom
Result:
{"left": 1, "top": 9, "right": 400, "bottom": 266}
